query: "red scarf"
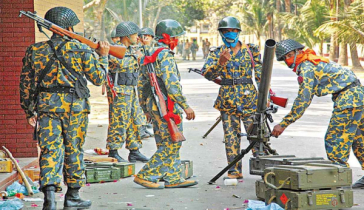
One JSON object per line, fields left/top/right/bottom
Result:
{"left": 158, "top": 33, "right": 178, "bottom": 50}
{"left": 285, "top": 49, "right": 329, "bottom": 72}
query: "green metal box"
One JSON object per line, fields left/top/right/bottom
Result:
{"left": 85, "top": 167, "right": 120, "bottom": 183}
{"left": 181, "top": 160, "right": 193, "bottom": 179}
{"left": 265, "top": 188, "right": 353, "bottom": 210}
{"left": 250, "top": 155, "right": 332, "bottom": 176}
{"left": 255, "top": 179, "right": 267, "bottom": 200}
{"left": 91, "top": 162, "right": 135, "bottom": 178}
{"left": 264, "top": 163, "right": 352, "bottom": 190}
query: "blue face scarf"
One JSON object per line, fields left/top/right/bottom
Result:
{"left": 222, "top": 32, "right": 239, "bottom": 48}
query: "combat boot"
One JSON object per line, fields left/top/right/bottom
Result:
{"left": 42, "top": 185, "right": 56, "bottom": 210}
{"left": 64, "top": 187, "right": 91, "bottom": 210}
{"left": 352, "top": 176, "right": 364, "bottom": 189}
{"left": 128, "top": 149, "right": 149, "bottom": 163}
{"left": 108, "top": 150, "right": 127, "bottom": 162}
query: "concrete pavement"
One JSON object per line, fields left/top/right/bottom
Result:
{"left": 24, "top": 55, "right": 364, "bottom": 210}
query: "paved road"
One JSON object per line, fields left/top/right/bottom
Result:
{"left": 25, "top": 56, "right": 364, "bottom": 210}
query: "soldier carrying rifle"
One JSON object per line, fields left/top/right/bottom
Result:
{"left": 19, "top": 7, "right": 110, "bottom": 210}
{"left": 134, "top": 19, "right": 198, "bottom": 189}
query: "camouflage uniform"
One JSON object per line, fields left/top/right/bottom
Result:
{"left": 202, "top": 43, "right": 262, "bottom": 177}
{"left": 20, "top": 35, "right": 107, "bottom": 191}
{"left": 136, "top": 43, "right": 189, "bottom": 184}
{"left": 279, "top": 61, "right": 364, "bottom": 169}
{"left": 106, "top": 43, "right": 143, "bottom": 151}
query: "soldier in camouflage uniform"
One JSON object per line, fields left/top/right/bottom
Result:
{"left": 19, "top": 7, "right": 109, "bottom": 210}
{"left": 272, "top": 39, "right": 364, "bottom": 189}
{"left": 134, "top": 19, "right": 198, "bottom": 189}
{"left": 201, "top": 17, "right": 263, "bottom": 180}
{"left": 137, "top": 27, "right": 155, "bottom": 139}
{"left": 106, "top": 21, "right": 149, "bottom": 163}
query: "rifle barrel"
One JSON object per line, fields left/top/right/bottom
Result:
{"left": 257, "top": 39, "right": 276, "bottom": 113}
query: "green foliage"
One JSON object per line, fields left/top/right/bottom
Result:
{"left": 315, "top": 0, "right": 364, "bottom": 44}
{"left": 280, "top": 0, "right": 329, "bottom": 48}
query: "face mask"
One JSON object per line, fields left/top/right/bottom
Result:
{"left": 221, "top": 32, "right": 239, "bottom": 48}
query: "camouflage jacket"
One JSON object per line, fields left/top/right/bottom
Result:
{"left": 202, "top": 42, "right": 262, "bottom": 116}
{"left": 20, "top": 36, "right": 107, "bottom": 118}
{"left": 138, "top": 43, "right": 189, "bottom": 114}
{"left": 108, "top": 43, "right": 139, "bottom": 95}
{"left": 280, "top": 61, "right": 364, "bottom": 128}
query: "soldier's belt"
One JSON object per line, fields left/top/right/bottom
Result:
{"left": 333, "top": 79, "right": 361, "bottom": 100}
{"left": 220, "top": 78, "right": 253, "bottom": 85}
{"left": 111, "top": 72, "right": 138, "bottom": 86}
{"left": 39, "top": 87, "right": 75, "bottom": 93}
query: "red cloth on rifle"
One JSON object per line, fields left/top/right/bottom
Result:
{"left": 143, "top": 48, "right": 166, "bottom": 65}
{"left": 143, "top": 47, "right": 182, "bottom": 125}
{"left": 163, "top": 97, "right": 182, "bottom": 125}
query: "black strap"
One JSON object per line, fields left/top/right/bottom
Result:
{"left": 48, "top": 40, "right": 83, "bottom": 81}
{"left": 220, "top": 78, "right": 253, "bottom": 85}
{"left": 37, "top": 41, "right": 69, "bottom": 88}
{"left": 332, "top": 79, "right": 361, "bottom": 100}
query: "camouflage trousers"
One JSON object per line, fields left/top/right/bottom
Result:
{"left": 136, "top": 109, "right": 185, "bottom": 185}
{"left": 325, "top": 106, "right": 364, "bottom": 169}
{"left": 106, "top": 92, "right": 142, "bottom": 150}
{"left": 37, "top": 111, "right": 88, "bottom": 191}
{"left": 221, "top": 111, "right": 253, "bottom": 176}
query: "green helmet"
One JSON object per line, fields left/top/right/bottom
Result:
{"left": 276, "top": 39, "right": 305, "bottom": 61}
{"left": 218, "top": 16, "right": 241, "bottom": 31}
{"left": 139, "top": 27, "right": 155, "bottom": 37}
{"left": 155, "top": 19, "right": 185, "bottom": 39}
{"left": 110, "top": 29, "right": 117, "bottom": 38}
{"left": 45, "top": 7, "right": 80, "bottom": 29}
{"left": 115, "top": 21, "right": 139, "bottom": 37}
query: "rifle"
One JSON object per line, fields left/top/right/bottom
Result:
{"left": 209, "top": 39, "right": 279, "bottom": 184}
{"left": 19, "top": 10, "right": 121, "bottom": 99}
{"left": 188, "top": 68, "right": 288, "bottom": 108}
{"left": 142, "top": 46, "right": 185, "bottom": 143}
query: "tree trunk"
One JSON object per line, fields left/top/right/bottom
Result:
{"left": 276, "top": 0, "right": 282, "bottom": 41}
{"left": 285, "top": 0, "right": 291, "bottom": 13}
{"left": 152, "top": 6, "right": 162, "bottom": 30}
{"left": 319, "top": 40, "right": 324, "bottom": 56}
{"left": 350, "top": 43, "right": 364, "bottom": 71}
{"left": 338, "top": 43, "right": 348, "bottom": 66}
{"left": 329, "top": 34, "right": 338, "bottom": 62}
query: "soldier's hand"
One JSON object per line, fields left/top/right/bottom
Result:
{"left": 271, "top": 124, "right": 285, "bottom": 137}
{"left": 184, "top": 107, "right": 195, "bottom": 120}
{"left": 218, "top": 48, "right": 231, "bottom": 66}
{"left": 27, "top": 116, "right": 37, "bottom": 128}
{"left": 96, "top": 41, "right": 110, "bottom": 57}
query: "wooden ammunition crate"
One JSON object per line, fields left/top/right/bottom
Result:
{"left": 85, "top": 167, "right": 120, "bottom": 183}
{"left": 255, "top": 179, "right": 267, "bottom": 200}
{"left": 264, "top": 163, "right": 352, "bottom": 191}
{"left": 0, "top": 158, "right": 13, "bottom": 173}
{"left": 250, "top": 155, "right": 332, "bottom": 176}
{"left": 265, "top": 188, "right": 353, "bottom": 210}
{"left": 90, "top": 162, "right": 135, "bottom": 178}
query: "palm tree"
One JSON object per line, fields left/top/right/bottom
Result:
{"left": 280, "top": 0, "right": 329, "bottom": 54}
{"left": 316, "top": 0, "right": 364, "bottom": 70}
{"left": 233, "top": 0, "right": 274, "bottom": 48}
